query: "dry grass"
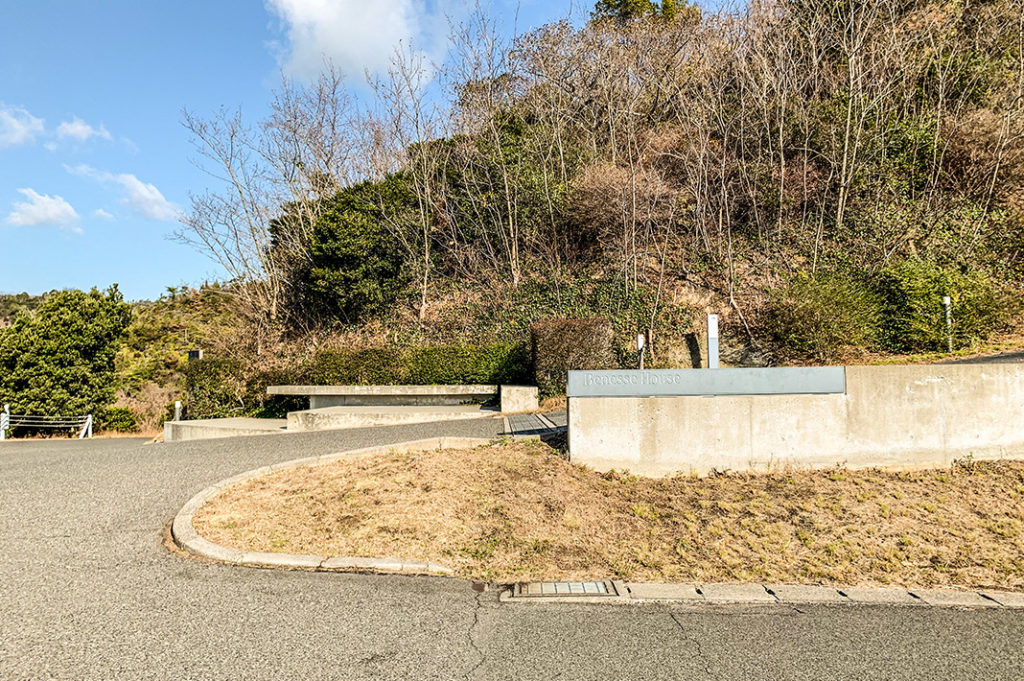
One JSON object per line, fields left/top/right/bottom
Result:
{"left": 194, "top": 441, "right": 1024, "bottom": 588}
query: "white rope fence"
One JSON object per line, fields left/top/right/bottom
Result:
{"left": 0, "top": 404, "right": 93, "bottom": 441}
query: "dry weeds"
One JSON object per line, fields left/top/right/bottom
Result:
{"left": 193, "top": 441, "right": 1024, "bottom": 588}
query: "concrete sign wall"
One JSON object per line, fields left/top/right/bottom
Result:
{"left": 568, "top": 364, "right": 1024, "bottom": 476}
{"left": 568, "top": 367, "right": 846, "bottom": 398}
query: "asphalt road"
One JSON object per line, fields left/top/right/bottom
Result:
{"left": 2, "top": 422, "right": 1024, "bottom": 680}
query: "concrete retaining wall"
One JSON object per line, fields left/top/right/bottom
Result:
{"left": 568, "top": 364, "right": 1024, "bottom": 476}
{"left": 164, "top": 418, "right": 286, "bottom": 443}
{"left": 286, "top": 406, "right": 496, "bottom": 432}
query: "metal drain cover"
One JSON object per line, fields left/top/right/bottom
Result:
{"left": 513, "top": 580, "right": 619, "bottom": 598}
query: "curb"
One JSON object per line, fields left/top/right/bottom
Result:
{"left": 500, "top": 581, "right": 1024, "bottom": 609}
{"left": 170, "top": 436, "right": 495, "bottom": 575}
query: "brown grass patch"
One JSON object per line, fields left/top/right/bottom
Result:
{"left": 193, "top": 441, "right": 1024, "bottom": 588}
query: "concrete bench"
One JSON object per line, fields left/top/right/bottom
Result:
{"left": 267, "top": 384, "right": 539, "bottom": 414}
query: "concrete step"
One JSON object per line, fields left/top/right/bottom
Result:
{"left": 286, "top": 405, "right": 500, "bottom": 432}
{"left": 504, "top": 411, "right": 568, "bottom": 440}
{"left": 164, "top": 418, "right": 287, "bottom": 442}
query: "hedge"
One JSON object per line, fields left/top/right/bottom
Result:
{"left": 309, "top": 344, "right": 531, "bottom": 386}
{"left": 762, "top": 260, "right": 1012, "bottom": 361}
{"left": 99, "top": 406, "right": 138, "bottom": 433}
{"left": 531, "top": 317, "right": 616, "bottom": 396}
{"left": 185, "top": 344, "right": 532, "bottom": 419}
{"left": 183, "top": 358, "right": 246, "bottom": 419}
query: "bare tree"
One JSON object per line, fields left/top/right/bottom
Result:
{"left": 177, "top": 66, "right": 361, "bottom": 342}
{"left": 369, "top": 46, "right": 449, "bottom": 321}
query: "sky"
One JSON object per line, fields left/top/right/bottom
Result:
{"left": 0, "top": 0, "right": 577, "bottom": 301}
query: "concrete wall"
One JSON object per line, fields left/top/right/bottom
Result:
{"left": 286, "top": 406, "right": 494, "bottom": 432}
{"left": 270, "top": 383, "right": 538, "bottom": 412}
{"left": 309, "top": 394, "right": 489, "bottom": 408}
{"left": 164, "top": 418, "right": 286, "bottom": 443}
{"left": 500, "top": 385, "right": 539, "bottom": 413}
{"left": 569, "top": 364, "right": 1024, "bottom": 476}
{"left": 270, "top": 384, "right": 498, "bottom": 409}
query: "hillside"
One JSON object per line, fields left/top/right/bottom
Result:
{"left": 7, "top": 0, "right": 1024, "bottom": 429}
{"left": 176, "top": 0, "right": 1024, "bottom": 359}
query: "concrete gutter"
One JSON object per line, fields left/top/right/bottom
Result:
{"left": 171, "top": 436, "right": 494, "bottom": 575}
{"left": 500, "top": 581, "right": 1024, "bottom": 609}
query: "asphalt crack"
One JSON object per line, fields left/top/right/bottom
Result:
{"left": 670, "top": 612, "right": 716, "bottom": 679}
{"left": 464, "top": 589, "right": 487, "bottom": 680}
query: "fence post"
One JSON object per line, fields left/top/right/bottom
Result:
{"left": 78, "top": 414, "right": 93, "bottom": 440}
{"left": 0, "top": 404, "right": 8, "bottom": 441}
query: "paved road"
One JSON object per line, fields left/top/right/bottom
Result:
{"left": 2, "top": 423, "right": 1023, "bottom": 680}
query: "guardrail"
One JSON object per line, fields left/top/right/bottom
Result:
{"left": 0, "top": 404, "right": 92, "bottom": 441}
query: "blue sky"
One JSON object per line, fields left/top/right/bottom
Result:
{"left": 0, "top": 0, "right": 576, "bottom": 301}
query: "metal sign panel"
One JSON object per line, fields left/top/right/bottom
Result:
{"left": 567, "top": 367, "right": 847, "bottom": 398}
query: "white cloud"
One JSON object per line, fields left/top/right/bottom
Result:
{"left": 66, "top": 164, "right": 180, "bottom": 222}
{"left": 57, "top": 117, "right": 112, "bottom": 142}
{"left": 115, "top": 173, "right": 179, "bottom": 221}
{"left": 264, "top": 0, "right": 453, "bottom": 81}
{"left": 0, "top": 104, "right": 45, "bottom": 148}
{"left": 4, "top": 188, "right": 80, "bottom": 231}
{"left": 93, "top": 208, "right": 114, "bottom": 220}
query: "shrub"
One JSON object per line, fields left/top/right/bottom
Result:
{"left": 244, "top": 366, "right": 308, "bottom": 418}
{"left": 309, "top": 344, "right": 531, "bottom": 387}
{"left": 100, "top": 407, "right": 138, "bottom": 433}
{"left": 0, "top": 286, "right": 132, "bottom": 416}
{"left": 762, "top": 273, "right": 881, "bottom": 363}
{"left": 407, "top": 345, "right": 531, "bottom": 385}
{"left": 309, "top": 348, "right": 406, "bottom": 385}
{"left": 874, "top": 259, "right": 1006, "bottom": 353}
{"left": 183, "top": 358, "right": 246, "bottom": 419}
{"left": 531, "top": 318, "right": 616, "bottom": 396}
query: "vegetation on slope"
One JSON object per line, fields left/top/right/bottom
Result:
{"left": 6, "top": 0, "right": 1024, "bottom": 428}
{"left": 179, "top": 0, "right": 1024, "bottom": 371}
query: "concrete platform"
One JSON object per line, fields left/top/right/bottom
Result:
{"left": 286, "top": 405, "right": 500, "bottom": 432}
{"left": 268, "top": 383, "right": 539, "bottom": 413}
{"left": 163, "top": 418, "right": 286, "bottom": 442}
{"left": 270, "top": 384, "right": 498, "bottom": 408}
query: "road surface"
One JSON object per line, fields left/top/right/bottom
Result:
{"left": 2, "top": 423, "right": 1023, "bottom": 680}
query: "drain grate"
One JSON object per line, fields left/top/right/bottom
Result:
{"left": 514, "top": 580, "right": 618, "bottom": 598}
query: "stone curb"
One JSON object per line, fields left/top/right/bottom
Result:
{"left": 171, "top": 436, "right": 495, "bottom": 575}
{"left": 502, "top": 581, "right": 1024, "bottom": 609}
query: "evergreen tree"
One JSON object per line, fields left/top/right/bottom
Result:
{"left": 0, "top": 286, "right": 132, "bottom": 416}
{"left": 593, "top": 0, "right": 658, "bottom": 21}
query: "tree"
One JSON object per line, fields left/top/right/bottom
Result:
{"left": 593, "top": 0, "right": 658, "bottom": 21}
{"left": 0, "top": 286, "right": 132, "bottom": 416}
{"left": 292, "top": 177, "right": 411, "bottom": 325}
{"left": 177, "top": 66, "right": 364, "bottom": 344}
{"left": 592, "top": 0, "right": 691, "bottom": 21}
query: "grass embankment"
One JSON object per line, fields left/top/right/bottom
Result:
{"left": 194, "top": 441, "right": 1024, "bottom": 589}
